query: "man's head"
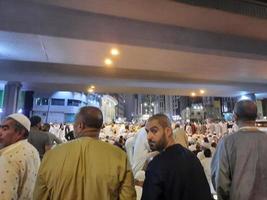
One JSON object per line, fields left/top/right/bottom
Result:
{"left": 74, "top": 106, "right": 103, "bottom": 138}
{"left": 174, "top": 123, "right": 180, "bottom": 129}
{"left": 42, "top": 123, "right": 50, "bottom": 132}
{"left": 30, "top": 115, "right": 42, "bottom": 129}
{"left": 203, "top": 148, "right": 212, "bottom": 158}
{"left": 233, "top": 100, "right": 257, "bottom": 123}
{"left": 0, "top": 113, "right": 30, "bottom": 149}
{"left": 211, "top": 142, "right": 217, "bottom": 148}
{"left": 145, "top": 114, "right": 173, "bottom": 152}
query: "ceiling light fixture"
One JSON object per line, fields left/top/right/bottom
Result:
{"left": 90, "top": 85, "right": 95, "bottom": 89}
{"left": 200, "top": 90, "right": 205, "bottom": 94}
{"left": 104, "top": 58, "right": 113, "bottom": 66}
{"left": 191, "top": 92, "right": 196, "bottom": 97}
{"left": 88, "top": 88, "right": 94, "bottom": 93}
{"left": 110, "top": 48, "right": 120, "bottom": 56}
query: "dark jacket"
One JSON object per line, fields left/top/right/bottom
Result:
{"left": 142, "top": 144, "right": 212, "bottom": 200}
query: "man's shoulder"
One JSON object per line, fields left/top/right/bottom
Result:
{"left": 1, "top": 140, "right": 39, "bottom": 161}
{"left": 92, "top": 139, "right": 127, "bottom": 157}
{"left": 29, "top": 130, "right": 50, "bottom": 139}
{"left": 47, "top": 138, "right": 126, "bottom": 157}
{"left": 150, "top": 145, "right": 190, "bottom": 164}
{"left": 173, "top": 128, "right": 187, "bottom": 135}
{"left": 224, "top": 129, "right": 265, "bottom": 141}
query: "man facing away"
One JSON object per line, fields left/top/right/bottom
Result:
{"left": 141, "top": 114, "right": 212, "bottom": 200}
{"left": 211, "top": 100, "right": 267, "bottom": 200}
{"left": 28, "top": 116, "right": 52, "bottom": 159}
{"left": 0, "top": 113, "right": 40, "bottom": 200}
{"left": 33, "top": 106, "right": 136, "bottom": 200}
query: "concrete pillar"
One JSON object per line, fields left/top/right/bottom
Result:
{"left": 2, "top": 81, "right": 22, "bottom": 118}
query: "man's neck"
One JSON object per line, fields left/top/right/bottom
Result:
{"left": 237, "top": 121, "right": 255, "bottom": 128}
{"left": 79, "top": 128, "right": 100, "bottom": 139}
{"left": 165, "top": 138, "right": 175, "bottom": 150}
{"left": 31, "top": 126, "right": 40, "bottom": 131}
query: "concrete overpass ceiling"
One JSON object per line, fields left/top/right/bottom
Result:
{"left": 33, "top": 0, "right": 267, "bottom": 41}
{"left": 1, "top": 32, "right": 267, "bottom": 83}
{"left": 1, "top": 0, "right": 267, "bottom": 96}
{"left": 1, "top": 59, "right": 267, "bottom": 97}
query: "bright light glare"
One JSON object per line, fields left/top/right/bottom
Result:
{"left": 104, "top": 58, "right": 113, "bottom": 66}
{"left": 110, "top": 48, "right": 120, "bottom": 56}
{"left": 240, "top": 95, "right": 250, "bottom": 100}
{"left": 88, "top": 88, "right": 94, "bottom": 93}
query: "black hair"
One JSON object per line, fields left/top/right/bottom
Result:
{"left": 204, "top": 148, "right": 212, "bottom": 158}
{"left": 234, "top": 100, "right": 257, "bottom": 121}
{"left": 211, "top": 142, "right": 217, "bottom": 148}
{"left": 148, "top": 113, "right": 171, "bottom": 128}
{"left": 203, "top": 137, "right": 209, "bottom": 143}
{"left": 30, "top": 116, "right": 42, "bottom": 127}
{"left": 175, "top": 123, "right": 180, "bottom": 129}
{"left": 42, "top": 123, "right": 51, "bottom": 132}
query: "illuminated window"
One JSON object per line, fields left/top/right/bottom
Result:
{"left": 51, "top": 98, "right": 65, "bottom": 106}
{"left": 67, "top": 99, "right": 81, "bottom": 107}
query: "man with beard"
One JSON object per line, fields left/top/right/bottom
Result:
{"left": 33, "top": 106, "right": 136, "bottom": 200}
{"left": 141, "top": 114, "right": 212, "bottom": 200}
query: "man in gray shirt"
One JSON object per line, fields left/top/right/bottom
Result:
{"left": 28, "top": 116, "right": 52, "bottom": 159}
{"left": 211, "top": 100, "right": 267, "bottom": 200}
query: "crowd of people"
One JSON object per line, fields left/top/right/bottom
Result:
{"left": 0, "top": 99, "right": 267, "bottom": 200}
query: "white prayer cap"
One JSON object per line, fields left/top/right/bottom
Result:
{"left": 134, "top": 170, "right": 145, "bottom": 182}
{"left": 7, "top": 113, "right": 31, "bottom": 132}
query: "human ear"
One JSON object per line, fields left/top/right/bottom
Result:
{"left": 14, "top": 130, "right": 25, "bottom": 141}
{"left": 165, "top": 127, "right": 172, "bottom": 138}
{"left": 79, "top": 122, "right": 85, "bottom": 129}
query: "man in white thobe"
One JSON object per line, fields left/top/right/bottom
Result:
{"left": 0, "top": 113, "right": 40, "bottom": 200}
{"left": 132, "top": 127, "right": 150, "bottom": 175}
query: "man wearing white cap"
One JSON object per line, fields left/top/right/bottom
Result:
{"left": 0, "top": 113, "right": 40, "bottom": 200}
